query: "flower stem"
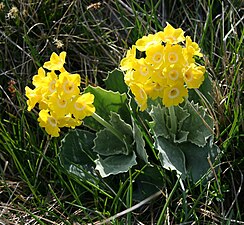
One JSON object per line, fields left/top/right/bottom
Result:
{"left": 169, "top": 106, "right": 177, "bottom": 134}
{"left": 92, "top": 112, "right": 123, "bottom": 142}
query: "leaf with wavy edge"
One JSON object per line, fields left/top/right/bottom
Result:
{"left": 84, "top": 85, "right": 129, "bottom": 130}
{"left": 182, "top": 101, "right": 214, "bottom": 147}
{"left": 132, "top": 119, "right": 148, "bottom": 163}
{"left": 150, "top": 104, "right": 190, "bottom": 143}
{"left": 60, "top": 130, "right": 98, "bottom": 183}
{"left": 155, "top": 136, "right": 187, "bottom": 178}
{"left": 104, "top": 69, "right": 128, "bottom": 94}
{"left": 93, "top": 112, "right": 133, "bottom": 156}
{"left": 95, "top": 152, "right": 137, "bottom": 177}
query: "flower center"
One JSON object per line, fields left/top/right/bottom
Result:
{"left": 48, "top": 117, "right": 57, "bottom": 127}
{"left": 74, "top": 102, "right": 86, "bottom": 111}
{"left": 168, "top": 52, "right": 178, "bottom": 63}
{"left": 58, "top": 98, "right": 67, "bottom": 108}
{"left": 154, "top": 84, "right": 164, "bottom": 91}
{"left": 153, "top": 52, "right": 163, "bottom": 63}
{"left": 168, "top": 88, "right": 179, "bottom": 99}
{"left": 63, "top": 81, "right": 74, "bottom": 93}
{"left": 49, "top": 80, "right": 56, "bottom": 93}
{"left": 184, "top": 71, "right": 192, "bottom": 82}
{"left": 140, "top": 65, "right": 149, "bottom": 76}
{"left": 169, "top": 70, "right": 179, "bottom": 80}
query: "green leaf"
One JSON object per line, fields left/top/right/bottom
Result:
{"left": 104, "top": 69, "right": 128, "bottom": 94}
{"left": 59, "top": 130, "right": 97, "bottom": 182}
{"left": 93, "top": 128, "right": 128, "bottom": 156}
{"left": 84, "top": 86, "right": 129, "bottom": 130}
{"left": 150, "top": 105, "right": 170, "bottom": 138}
{"left": 95, "top": 152, "right": 137, "bottom": 177}
{"left": 180, "top": 137, "right": 220, "bottom": 182}
{"left": 93, "top": 112, "right": 134, "bottom": 156}
{"left": 182, "top": 101, "right": 214, "bottom": 147}
{"left": 150, "top": 104, "right": 189, "bottom": 143}
{"left": 110, "top": 111, "right": 133, "bottom": 145}
{"left": 132, "top": 120, "right": 148, "bottom": 163}
{"left": 174, "top": 105, "right": 190, "bottom": 131}
{"left": 155, "top": 136, "right": 187, "bottom": 178}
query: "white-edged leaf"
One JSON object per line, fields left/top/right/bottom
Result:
{"left": 95, "top": 152, "right": 137, "bottom": 177}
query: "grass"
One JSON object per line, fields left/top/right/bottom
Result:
{"left": 0, "top": 0, "right": 243, "bottom": 224}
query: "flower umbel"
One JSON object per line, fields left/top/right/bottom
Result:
{"left": 25, "top": 52, "right": 95, "bottom": 137}
{"left": 120, "top": 22, "right": 205, "bottom": 110}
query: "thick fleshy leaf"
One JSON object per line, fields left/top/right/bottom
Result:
{"left": 84, "top": 86, "right": 129, "bottom": 130}
{"left": 182, "top": 101, "right": 214, "bottom": 147}
{"left": 109, "top": 111, "right": 133, "bottom": 145}
{"left": 93, "top": 112, "right": 134, "bottom": 156}
{"left": 132, "top": 120, "right": 148, "bottom": 163}
{"left": 104, "top": 69, "right": 128, "bottom": 94}
{"left": 95, "top": 152, "right": 137, "bottom": 177}
{"left": 150, "top": 105, "right": 170, "bottom": 138}
{"left": 155, "top": 136, "right": 187, "bottom": 178}
{"left": 59, "top": 130, "right": 97, "bottom": 182}
{"left": 93, "top": 128, "right": 129, "bottom": 156}
{"left": 150, "top": 104, "right": 189, "bottom": 143}
{"left": 180, "top": 137, "right": 220, "bottom": 182}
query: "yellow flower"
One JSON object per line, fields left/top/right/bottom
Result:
{"left": 163, "top": 43, "right": 185, "bottom": 66}
{"left": 145, "top": 44, "right": 164, "bottom": 69}
{"left": 119, "top": 23, "right": 206, "bottom": 110}
{"left": 48, "top": 92, "right": 72, "bottom": 118}
{"left": 135, "top": 34, "right": 162, "bottom": 51}
{"left": 157, "top": 22, "right": 185, "bottom": 44}
{"left": 184, "top": 64, "right": 205, "bottom": 88}
{"left": 130, "top": 83, "right": 148, "bottom": 111}
{"left": 163, "top": 64, "right": 184, "bottom": 85}
{"left": 184, "top": 36, "right": 203, "bottom": 59}
{"left": 43, "top": 51, "right": 66, "bottom": 71}
{"left": 133, "top": 58, "right": 153, "bottom": 83}
{"left": 41, "top": 71, "right": 58, "bottom": 98}
{"left": 144, "top": 81, "right": 165, "bottom": 100}
{"left": 32, "top": 67, "right": 46, "bottom": 88}
{"left": 124, "top": 69, "right": 134, "bottom": 86}
{"left": 163, "top": 83, "right": 188, "bottom": 107}
{"left": 56, "top": 71, "right": 81, "bottom": 97}
{"left": 25, "top": 51, "right": 97, "bottom": 136}
{"left": 120, "top": 45, "right": 136, "bottom": 71}
{"left": 72, "top": 93, "right": 95, "bottom": 120}
{"left": 25, "top": 86, "right": 42, "bottom": 111}
{"left": 29, "top": 68, "right": 58, "bottom": 106}
{"left": 151, "top": 69, "right": 167, "bottom": 85}
{"left": 38, "top": 109, "right": 60, "bottom": 137}
{"left": 58, "top": 114, "right": 82, "bottom": 128}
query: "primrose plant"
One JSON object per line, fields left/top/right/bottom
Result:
{"left": 26, "top": 23, "right": 219, "bottom": 187}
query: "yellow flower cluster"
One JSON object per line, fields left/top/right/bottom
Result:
{"left": 25, "top": 52, "right": 95, "bottom": 137}
{"left": 120, "top": 23, "right": 205, "bottom": 110}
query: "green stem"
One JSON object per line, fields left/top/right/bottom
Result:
{"left": 92, "top": 112, "right": 123, "bottom": 142}
{"left": 169, "top": 106, "right": 177, "bottom": 134}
